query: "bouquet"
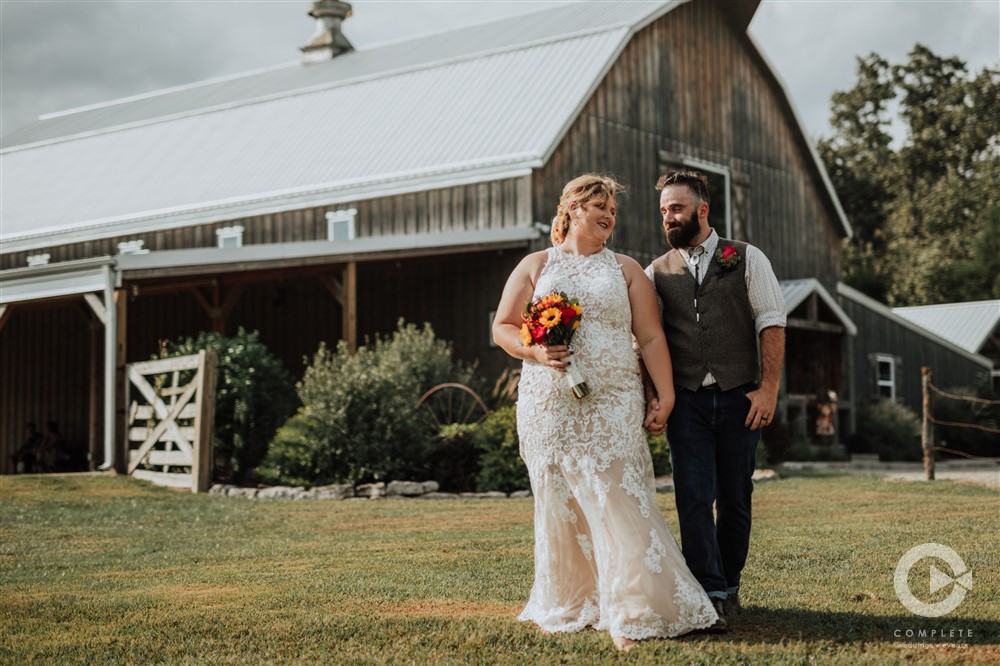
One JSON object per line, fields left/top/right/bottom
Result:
{"left": 520, "top": 292, "right": 590, "bottom": 399}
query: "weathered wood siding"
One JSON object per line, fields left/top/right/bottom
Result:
{"left": 0, "top": 247, "right": 521, "bottom": 463}
{"left": 841, "top": 297, "right": 992, "bottom": 410}
{"left": 535, "top": 0, "right": 843, "bottom": 289}
{"left": 0, "top": 303, "right": 93, "bottom": 473}
{"left": 1, "top": 176, "right": 531, "bottom": 270}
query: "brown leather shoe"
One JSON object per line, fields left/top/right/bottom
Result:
{"left": 723, "top": 592, "right": 742, "bottom": 616}
{"left": 695, "top": 599, "right": 728, "bottom": 634}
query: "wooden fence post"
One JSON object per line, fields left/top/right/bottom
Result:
{"left": 192, "top": 350, "right": 217, "bottom": 493}
{"left": 922, "top": 366, "right": 935, "bottom": 481}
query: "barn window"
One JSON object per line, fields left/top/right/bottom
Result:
{"left": 117, "top": 240, "right": 149, "bottom": 255}
{"left": 658, "top": 151, "right": 732, "bottom": 239}
{"left": 216, "top": 226, "right": 244, "bottom": 249}
{"left": 327, "top": 208, "right": 357, "bottom": 242}
{"left": 682, "top": 157, "right": 731, "bottom": 239}
{"left": 875, "top": 354, "right": 897, "bottom": 401}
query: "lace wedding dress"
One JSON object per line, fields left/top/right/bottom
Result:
{"left": 517, "top": 247, "right": 718, "bottom": 640}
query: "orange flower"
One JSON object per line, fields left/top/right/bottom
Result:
{"left": 540, "top": 293, "right": 563, "bottom": 309}
{"left": 519, "top": 324, "right": 532, "bottom": 347}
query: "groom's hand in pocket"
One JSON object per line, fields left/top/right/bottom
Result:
{"left": 744, "top": 386, "right": 778, "bottom": 431}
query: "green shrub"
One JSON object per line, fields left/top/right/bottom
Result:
{"left": 783, "top": 437, "right": 816, "bottom": 462}
{"left": 161, "top": 328, "right": 297, "bottom": 483}
{"left": 647, "top": 432, "right": 672, "bottom": 477}
{"left": 261, "top": 320, "right": 474, "bottom": 486}
{"left": 855, "top": 399, "right": 921, "bottom": 461}
{"left": 429, "top": 423, "right": 480, "bottom": 493}
{"left": 254, "top": 412, "right": 333, "bottom": 487}
{"left": 472, "top": 406, "right": 529, "bottom": 493}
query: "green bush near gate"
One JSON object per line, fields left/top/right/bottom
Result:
{"left": 259, "top": 320, "right": 474, "bottom": 486}
{"left": 160, "top": 328, "right": 297, "bottom": 483}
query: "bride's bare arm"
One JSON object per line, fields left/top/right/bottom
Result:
{"left": 618, "top": 255, "right": 675, "bottom": 418}
{"left": 492, "top": 252, "right": 571, "bottom": 370}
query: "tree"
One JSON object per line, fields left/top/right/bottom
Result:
{"left": 819, "top": 45, "right": 999, "bottom": 305}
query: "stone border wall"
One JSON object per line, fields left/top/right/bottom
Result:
{"left": 208, "top": 470, "right": 778, "bottom": 500}
{"left": 209, "top": 480, "right": 532, "bottom": 500}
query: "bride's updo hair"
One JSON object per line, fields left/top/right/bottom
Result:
{"left": 551, "top": 174, "right": 624, "bottom": 245}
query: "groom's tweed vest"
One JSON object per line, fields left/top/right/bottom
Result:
{"left": 650, "top": 239, "right": 759, "bottom": 391}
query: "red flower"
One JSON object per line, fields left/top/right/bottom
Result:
{"left": 715, "top": 245, "right": 741, "bottom": 272}
{"left": 559, "top": 306, "right": 577, "bottom": 324}
{"left": 531, "top": 326, "right": 546, "bottom": 343}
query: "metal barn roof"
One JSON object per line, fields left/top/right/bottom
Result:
{"left": 2, "top": 1, "right": 678, "bottom": 253}
{"left": 837, "top": 283, "right": 994, "bottom": 369}
{"left": 780, "top": 278, "right": 857, "bottom": 335}
{"left": 893, "top": 300, "right": 1000, "bottom": 355}
{"left": 2, "top": 0, "right": 850, "bottom": 255}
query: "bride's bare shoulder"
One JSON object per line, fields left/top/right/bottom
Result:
{"left": 515, "top": 249, "right": 550, "bottom": 274}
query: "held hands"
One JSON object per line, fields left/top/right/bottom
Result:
{"left": 644, "top": 395, "right": 668, "bottom": 435}
{"left": 745, "top": 385, "right": 779, "bottom": 431}
{"left": 533, "top": 344, "right": 572, "bottom": 371}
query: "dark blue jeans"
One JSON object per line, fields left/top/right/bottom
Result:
{"left": 668, "top": 384, "right": 759, "bottom": 600}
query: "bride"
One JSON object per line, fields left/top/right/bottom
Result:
{"left": 491, "top": 174, "right": 719, "bottom": 651}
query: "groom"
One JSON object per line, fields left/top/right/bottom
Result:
{"left": 643, "top": 169, "right": 785, "bottom": 632}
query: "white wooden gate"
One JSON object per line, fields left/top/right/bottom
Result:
{"left": 125, "top": 350, "right": 217, "bottom": 492}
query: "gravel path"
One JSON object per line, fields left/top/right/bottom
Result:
{"left": 780, "top": 460, "right": 999, "bottom": 489}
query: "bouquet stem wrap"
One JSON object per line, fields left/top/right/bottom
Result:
{"left": 565, "top": 362, "right": 591, "bottom": 399}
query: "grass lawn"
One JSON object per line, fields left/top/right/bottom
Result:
{"left": 1, "top": 471, "right": 998, "bottom": 665}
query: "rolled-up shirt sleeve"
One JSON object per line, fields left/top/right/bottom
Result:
{"left": 644, "top": 264, "right": 664, "bottom": 316}
{"left": 744, "top": 245, "right": 786, "bottom": 333}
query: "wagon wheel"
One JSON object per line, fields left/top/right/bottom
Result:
{"left": 417, "top": 383, "right": 489, "bottom": 430}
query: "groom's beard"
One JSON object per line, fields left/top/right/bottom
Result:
{"left": 665, "top": 210, "right": 701, "bottom": 249}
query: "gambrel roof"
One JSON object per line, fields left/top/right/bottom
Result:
{"left": 1, "top": 0, "right": 849, "bottom": 254}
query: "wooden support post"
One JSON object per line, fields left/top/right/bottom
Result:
{"left": 113, "top": 286, "right": 128, "bottom": 472}
{"left": 88, "top": 319, "right": 102, "bottom": 471}
{"left": 192, "top": 350, "right": 217, "bottom": 493}
{"left": 343, "top": 262, "right": 357, "bottom": 353}
{"left": 922, "top": 366, "right": 935, "bottom": 481}
{"left": 191, "top": 283, "right": 242, "bottom": 335}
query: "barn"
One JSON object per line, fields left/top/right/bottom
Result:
{"left": 1, "top": 0, "right": 987, "bottom": 473}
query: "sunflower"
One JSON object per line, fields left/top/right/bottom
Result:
{"left": 540, "top": 293, "right": 563, "bottom": 308}
{"left": 539, "top": 307, "right": 562, "bottom": 328}
{"left": 519, "top": 324, "right": 532, "bottom": 347}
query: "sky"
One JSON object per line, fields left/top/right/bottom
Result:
{"left": 0, "top": 0, "right": 997, "bottom": 143}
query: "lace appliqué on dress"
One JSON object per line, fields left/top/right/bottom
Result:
{"left": 620, "top": 463, "right": 651, "bottom": 518}
{"left": 644, "top": 529, "right": 667, "bottom": 574}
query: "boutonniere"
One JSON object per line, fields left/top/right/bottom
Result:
{"left": 715, "top": 245, "right": 741, "bottom": 273}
